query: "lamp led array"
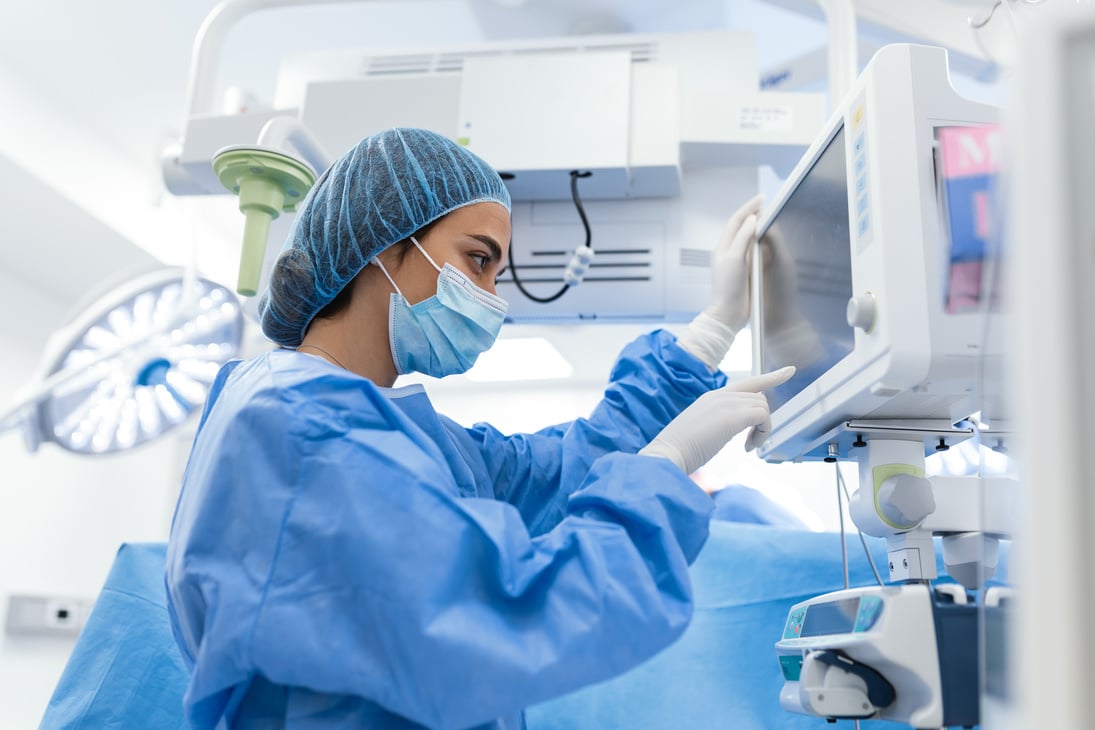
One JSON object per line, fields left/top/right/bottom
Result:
{"left": 11, "top": 269, "right": 245, "bottom": 455}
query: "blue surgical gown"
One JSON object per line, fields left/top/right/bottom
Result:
{"left": 165, "top": 330, "right": 726, "bottom": 729}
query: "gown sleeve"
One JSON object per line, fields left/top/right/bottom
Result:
{"left": 461, "top": 329, "right": 727, "bottom": 534}
{"left": 168, "top": 370, "right": 715, "bottom": 730}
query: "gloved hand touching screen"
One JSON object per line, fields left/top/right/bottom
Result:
{"left": 639, "top": 366, "right": 795, "bottom": 474}
{"left": 677, "top": 194, "right": 764, "bottom": 371}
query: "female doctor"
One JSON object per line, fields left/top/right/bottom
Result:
{"left": 166, "top": 127, "right": 793, "bottom": 730}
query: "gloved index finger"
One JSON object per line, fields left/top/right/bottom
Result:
{"left": 726, "top": 365, "right": 796, "bottom": 393}
{"left": 727, "top": 213, "right": 757, "bottom": 261}
{"left": 727, "top": 193, "right": 765, "bottom": 230}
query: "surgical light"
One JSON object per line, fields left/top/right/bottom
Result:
{"left": 0, "top": 268, "right": 244, "bottom": 455}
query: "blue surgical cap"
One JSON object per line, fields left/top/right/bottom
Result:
{"left": 259, "top": 127, "right": 512, "bottom": 347}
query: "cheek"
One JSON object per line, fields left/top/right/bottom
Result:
{"left": 398, "top": 260, "right": 442, "bottom": 305}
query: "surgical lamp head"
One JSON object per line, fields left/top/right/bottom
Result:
{"left": 257, "top": 127, "right": 512, "bottom": 348}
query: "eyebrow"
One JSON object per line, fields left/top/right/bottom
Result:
{"left": 468, "top": 233, "right": 503, "bottom": 263}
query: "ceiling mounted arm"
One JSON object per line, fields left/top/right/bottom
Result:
{"left": 815, "top": 0, "right": 858, "bottom": 109}
{"left": 183, "top": 0, "right": 408, "bottom": 121}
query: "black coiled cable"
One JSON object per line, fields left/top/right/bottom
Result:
{"left": 507, "top": 170, "right": 593, "bottom": 304}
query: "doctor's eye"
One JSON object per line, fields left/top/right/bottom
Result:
{"left": 469, "top": 252, "right": 491, "bottom": 271}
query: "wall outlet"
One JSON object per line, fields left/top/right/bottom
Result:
{"left": 4, "top": 594, "right": 92, "bottom": 637}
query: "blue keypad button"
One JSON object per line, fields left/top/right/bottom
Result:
{"left": 858, "top": 214, "right": 870, "bottom": 236}
{"left": 784, "top": 609, "right": 806, "bottom": 639}
{"left": 854, "top": 596, "right": 884, "bottom": 632}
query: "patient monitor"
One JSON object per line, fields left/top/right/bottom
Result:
{"left": 752, "top": 43, "right": 1005, "bottom": 465}
{"left": 758, "top": 44, "right": 1015, "bottom": 729}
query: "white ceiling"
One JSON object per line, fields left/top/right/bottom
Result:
{"left": 0, "top": 155, "right": 158, "bottom": 306}
{"left": 0, "top": 0, "right": 1010, "bottom": 360}
{"left": 0, "top": 0, "right": 999, "bottom": 172}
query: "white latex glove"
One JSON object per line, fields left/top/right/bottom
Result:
{"left": 639, "top": 366, "right": 796, "bottom": 474}
{"left": 678, "top": 194, "right": 765, "bottom": 370}
{"left": 708, "top": 193, "right": 764, "bottom": 331}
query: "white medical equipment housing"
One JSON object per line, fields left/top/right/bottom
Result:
{"left": 752, "top": 44, "right": 1005, "bottom": 464}
{"left": 774, "top": 583, "right": 981, "bottom": 728}
{"left": 165, "top": 30, "right": 823, "bottom": 323}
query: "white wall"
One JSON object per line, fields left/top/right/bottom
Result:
{"left": 0, "top": 269, "right": 194, "bottom": 728}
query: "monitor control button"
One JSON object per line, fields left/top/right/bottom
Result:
{"left": 846, "top": 293, "right": 877, "bottom": 332}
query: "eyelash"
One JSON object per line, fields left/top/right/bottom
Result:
{"left": 469, "top": 253, "right": 491, "bottom": 271}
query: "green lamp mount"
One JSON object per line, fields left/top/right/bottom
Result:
{"left": 212, "top": 145, "right": 317, "bottom": 297}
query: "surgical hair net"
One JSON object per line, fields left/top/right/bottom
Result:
{"left": 259, "top": 127, "right": 512, "bottom": 347}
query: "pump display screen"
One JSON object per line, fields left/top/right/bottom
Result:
{"left": 800, "top": 597, "right": 861, "bottom": 637}
{"left": 756, "top": 125, "right": 855, "bottom": 414}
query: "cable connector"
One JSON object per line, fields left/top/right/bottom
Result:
{"left": 563, "top": 245, "right": 595, "bottom": 287}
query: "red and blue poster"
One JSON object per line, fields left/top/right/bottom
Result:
{"left": 938, "top": 125, "right": 1001, "bottom": 314}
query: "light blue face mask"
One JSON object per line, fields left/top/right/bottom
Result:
{"left": 374, "top": 237, "right": 508, "bottom": 377}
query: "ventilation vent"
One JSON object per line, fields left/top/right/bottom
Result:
{"left": 583, "top": 41, "right": 657, "bottom": 64}
{"left": 513, "top": 46, "right": 575, "bottom": 57}
{"left": 435, "top": 53, "right": 467, "bottom": 73}
{"left": 679, "top": 248, "right": 711, "bottom": 268}
{"left": 498, "top": 246, "right": 654, "bottom": 286}
{"left": 356, "top": 40, "right": 659, "bottom": 78}
{"left": 359, "top": 54, "right": 436, "bottom": 77}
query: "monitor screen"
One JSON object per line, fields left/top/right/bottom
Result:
{"left": 800, "top": 596, "right": 861, "bottom": 637}
{"left": 757, "top": 125, "right": 855, "bottom": 414}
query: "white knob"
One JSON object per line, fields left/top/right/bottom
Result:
{"left": 846, "top": 293, "right": 876, "bottom": 332}
{"left": 877, "top": 473, "right": 935, "bottom": 528}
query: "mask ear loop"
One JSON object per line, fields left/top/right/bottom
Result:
{"left": 374, "top": 236, "right": 445, "bottom": 296}
{"left": 372, "top": 257, "right": 405, "bottom": 298}
{"left": 372, "top": 255, "right": 409, "bottom": 376}
{"left": 409, "top": 236, "right": 444, "bottom": 274}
